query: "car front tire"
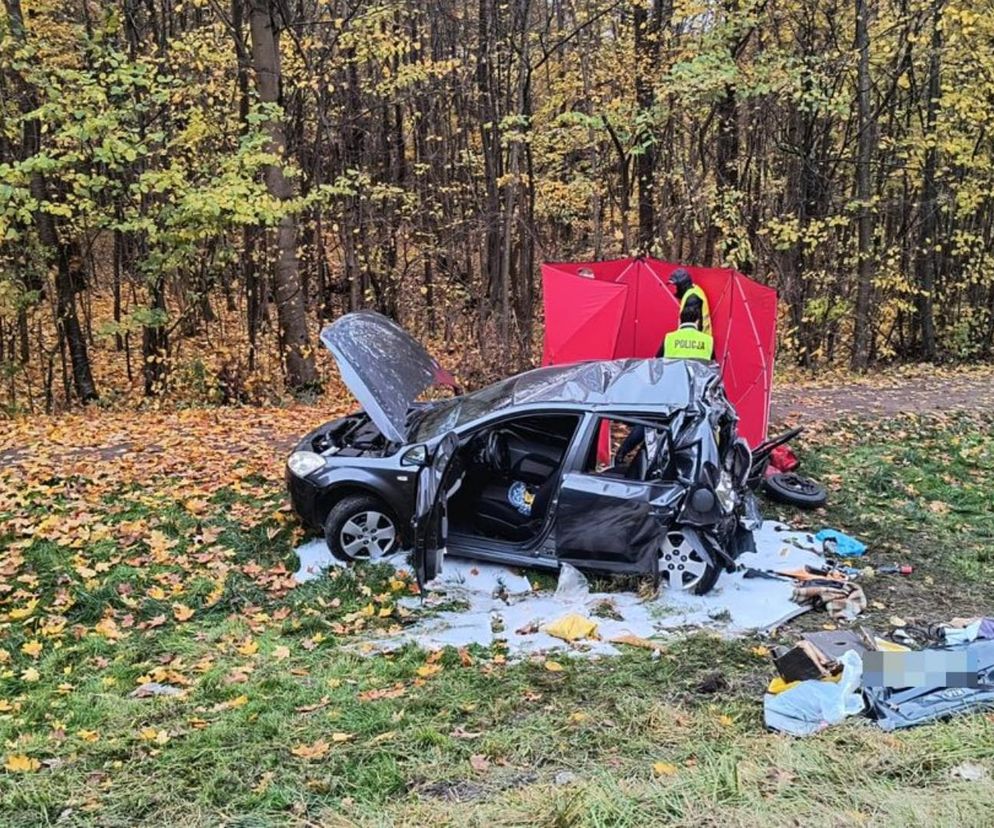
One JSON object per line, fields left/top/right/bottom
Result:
{"left": 324, "top": 494, "right": 399, "bottom": 563}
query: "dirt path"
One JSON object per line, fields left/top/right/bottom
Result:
{"left": 770, "top": 368, "right": 994, "bottom": 425}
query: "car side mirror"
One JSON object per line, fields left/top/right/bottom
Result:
{"left": 401, "top": 445, "right": 429, "bottom": 467}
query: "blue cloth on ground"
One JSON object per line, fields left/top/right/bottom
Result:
{"left": 764, "top": 650, "right": 866, "bottom": 736}
{"left": 814, "top": 528, "right": 867, "bottom": 558}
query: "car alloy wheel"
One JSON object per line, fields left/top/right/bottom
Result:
{"left": 339, "top": 510, "right": 397, "bottom": 560}
{"left": 659, "top": 530, "right": 710, "bottom": 592}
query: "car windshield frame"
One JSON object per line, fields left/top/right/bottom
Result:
{"left": 411, "top": 376, "right": 519, "bottom": 442}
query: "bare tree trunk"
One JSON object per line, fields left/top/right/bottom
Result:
{"left": 633, "top": 0, "right": 662, "bottom": 252}
{"left": 478, "top": 0, "right": 503, "bottom": 320}
{"left": 247, "top": 0, "right": 318, "bottom": 392}
{"left": 915, "top": 0, "right": 942, "bottom": 361}
{"left": 851, "top": 0, "right": 875, "bottom": 370}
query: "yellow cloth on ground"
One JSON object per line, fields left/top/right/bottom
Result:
{"left": 543, "top": 613, "right": 599, "bottom": 642}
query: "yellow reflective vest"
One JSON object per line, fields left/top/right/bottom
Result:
{"left": 663, "top": 324, "right": 714, "bottom": 360}
{"left": 680, "top": 284, "right": 711, "bottom": 335}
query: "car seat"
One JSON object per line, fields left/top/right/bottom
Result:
{"left": 474, "top": 473, "right": 558, "bottom": 542}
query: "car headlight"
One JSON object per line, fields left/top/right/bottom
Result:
{"left": 287, "top": 450, "right": 324, "bottom": 478}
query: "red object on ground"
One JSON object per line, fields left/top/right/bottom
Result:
{"left": 770, "top": 444, "right": 800, "bottom": 472}
{"left": 541, "top": 257, "right": 778, "bottom": 447}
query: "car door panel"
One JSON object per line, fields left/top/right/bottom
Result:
{"left": 554, "top": 472, "right": 663, "bottom": 574}
{"left": 413, "top": 432, "right": 459, "bottom": 589}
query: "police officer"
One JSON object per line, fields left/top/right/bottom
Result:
{"left": 615, "top": 269, "right": 714, "bottom": 466}
{"left": 662, "top": 312, "right": 713, "bottom": 360}
{"left": 667, "top": 267, "right": 710, "bottom": 334}
{"left": 660, "top": 268, "right": 713, "bottom": 360}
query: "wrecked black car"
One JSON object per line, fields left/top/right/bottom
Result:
{"left": 286, "top": 311, "right": 761, "bottom": 594}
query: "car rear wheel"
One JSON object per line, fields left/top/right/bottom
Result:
{"left": 324, "top": 495, "right": 399, "bottom": 563}
{"left": 659, "top": 529, "right": 721, "bottom": 595}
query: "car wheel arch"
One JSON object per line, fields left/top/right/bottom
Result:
{"left": 315, "top": 484, "right": 407, "bottom": 543}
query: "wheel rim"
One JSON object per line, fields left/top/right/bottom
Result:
{"left": 339, "top": 510, "right": 397, "bottom": 560}
{"left": 659, "top": 530, "right": 709, "bottom": 592}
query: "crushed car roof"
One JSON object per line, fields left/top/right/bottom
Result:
{"left": 499, "top": 357, "right": 723, "bottom": 410}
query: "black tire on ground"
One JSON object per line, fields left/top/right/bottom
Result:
{"left": 323, "top": 494, "right": 399, "bottom": 563}
{"left": 763, "top": 472, "right": 828, "bottom": 509}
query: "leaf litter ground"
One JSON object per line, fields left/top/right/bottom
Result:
{"left": 2, "top": 390, "right": 994, "bottom": 825}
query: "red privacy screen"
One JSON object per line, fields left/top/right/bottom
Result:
{"left": 541, "top": 257, "right": 777, "bottom": 447}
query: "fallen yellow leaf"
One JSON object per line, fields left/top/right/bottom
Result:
{"left": 291, "top": 738, "right": 330, "bottom": 760}
{"left": 273, "top": 645, "right": 291, "bottom": 661}
{"left": 77, "top": 729, "right": 100, "bottom": 743}
{"left": 543, "top": 660, "right": 565, "bottom": 672}
{"left": 138, "top": 727, "right": 170, "bottom": 745}
{"left": 8, "top": 600, "right": 37, "bottom": 620}
{"left": 94, "top": 618, "right": 121, "bottom": 640}
{"left": 653, "top": 761, "right": 678, "bottom": 777}
{"left": 4, "top": 754, "right": 40, "bottom": 773}
{"left": 543, "top": 613, "right": 598, "bottom": 642}
{"left": 20, "top": 640, "right": 42, "bottom": 659}
{"left": 331, "top": 732, "right": 354, "bottom": 743}
{"left": 236, "top": 638, "right": 259, "bottom": 656}
{"left": 173, "top": 603, "right": 194, "bottom": 622}
{"left": 21, "top": 667, "right": 40, "bottom": 683}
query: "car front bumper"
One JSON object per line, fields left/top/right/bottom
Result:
{"left": 285, "top": 467, "right": 325, "bottom": 533}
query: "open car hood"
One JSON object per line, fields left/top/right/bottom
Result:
{"left": 319, "top": 311, "right": 456, "bottom": 444}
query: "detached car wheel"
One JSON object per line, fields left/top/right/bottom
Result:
{"left": 659, "top": 530, "right": 721, "bottom": 596}
{"left": 763, "top": 472, "right": 828, "bottom": 509}
{"left": 324, "top": 495, "right": 399, "bottom": 563}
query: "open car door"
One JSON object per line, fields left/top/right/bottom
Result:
{"left": 412, "top": 431, "right": 459, "bottom": 591}
{"left": 554, "top": 419, "right": 682, "bottom": 576}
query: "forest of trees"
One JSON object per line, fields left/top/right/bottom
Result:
{"left": 2, "top": 0, "right": 993, "bottom": 412}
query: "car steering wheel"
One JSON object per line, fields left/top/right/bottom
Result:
{"left": 486, "top": 430, "right": 511, "bottom": 477}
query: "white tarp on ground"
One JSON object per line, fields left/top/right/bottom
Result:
{"left": 293, "top": 522, "right": 825, "bottom": 655}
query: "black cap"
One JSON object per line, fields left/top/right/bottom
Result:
{"left": 667, "top": 268, "right": 692, "bottom": 289}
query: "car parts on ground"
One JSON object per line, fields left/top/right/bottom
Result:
{"left": 748, "top": 425, "right": 828, "bottom": 509}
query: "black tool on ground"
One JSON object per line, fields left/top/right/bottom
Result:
{"left": 741, "top": 566, "right": 850, "bottom": 590}
{"left": 741, "top": 567, "right": 792, "bottom": 581}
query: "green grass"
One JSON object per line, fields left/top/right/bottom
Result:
{"left": 2, "top": 413, "right": 994, "bottom": 826}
